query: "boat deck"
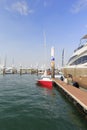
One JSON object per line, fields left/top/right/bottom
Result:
{"left": 52, "top": 78, "right": 87, "bottom": 117}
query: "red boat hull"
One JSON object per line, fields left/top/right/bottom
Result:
{"left": 38, "top": 80, "right": 53, "bottom": 89}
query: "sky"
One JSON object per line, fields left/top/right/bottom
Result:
{"left": 0, "top": 0, "right": 87, "bottom": 68}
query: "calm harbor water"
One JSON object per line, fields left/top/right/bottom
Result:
{"left": 0, "top": 74, "right": 87, "bottom": 130}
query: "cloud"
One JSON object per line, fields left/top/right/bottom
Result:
{"left": 43, "top": 0, "right": 52, "bottom": 8}
{"left": 85, "top": 24, "right": 87, "bottom": 28}
{"left": 71, "top": 0, "right": 87, "bottom": 13}
{"left": 43, "top": 1, "right": 48, "bottom": 7}
{"left": 5, "top": 1, "right": 34, "bottom": 15}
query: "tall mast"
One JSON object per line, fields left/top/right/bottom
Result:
{"left": 62, "top": 49, "right": 64, "bottom": 67}
{"left": 4, "top": 55, "right": 7, "bottom": 68}
{"left": 43, "top": 31, "right": 47, "bottom": 70}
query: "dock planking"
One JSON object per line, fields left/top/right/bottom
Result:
{"left": 52, "top": 78, "right": 87, "bottom": 117}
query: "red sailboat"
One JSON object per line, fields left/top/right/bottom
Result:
{"left": 37, "top": 77, "right": 52, "bottom": 89}
{"left": 37, "top": 34, "right": 54, "bottom": 89}
{"left": 37, "top": 70, "right": 53, "bottom": 89}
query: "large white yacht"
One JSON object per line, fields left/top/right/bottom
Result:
{"left": 62, "top": 35, "right": 87, "bottom": 89}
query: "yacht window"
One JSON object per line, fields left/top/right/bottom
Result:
{"left": 70, "top": 55, "right": 87, "bottom": 65}
{"left": 67, "top": 55, "right": 77, "bottom": 64}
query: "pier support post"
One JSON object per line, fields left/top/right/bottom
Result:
{"left": 3, "top": 68, "right": 5, "bottom": 75}
{"left": 20, "top": 65, "right": 22, "bottom": 75}
{"left": 51, "top": 62, "right": 55, "bottom": 78}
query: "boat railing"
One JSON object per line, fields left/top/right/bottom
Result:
{"left": 74, "top": 45, "right": 84, "bottom": 52}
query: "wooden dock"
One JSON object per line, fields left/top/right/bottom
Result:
{"left": 52, "top": 78, "right": 87, "bottom": 117}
